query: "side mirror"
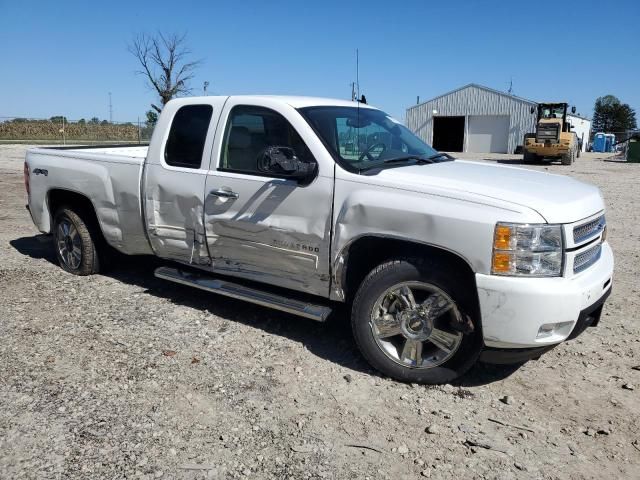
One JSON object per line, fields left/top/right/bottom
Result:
{"left": 571, "top": 106, "right": 576, "bottom": 114}
{"left": 530, "top": 106, "right": 535, "bottom": 114}
{"left": 257, "top": 146, "right": 317, "bottom": 183}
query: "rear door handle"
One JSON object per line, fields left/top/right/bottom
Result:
{"left": 209, "top": 188, "right": 239, "bottom": 199}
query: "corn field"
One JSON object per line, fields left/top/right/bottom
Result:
{"left": 0, "top": 118, "right": 154, "bottom": 144}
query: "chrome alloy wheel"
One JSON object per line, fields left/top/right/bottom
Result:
{"left": 56, "top": 219, "right": 82, "bottom": 270}
{"left": 370, "top": 281, "right": 463, "bottom": 369}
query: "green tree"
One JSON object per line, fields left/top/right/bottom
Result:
{"left": 145, "top": 109, "right": 158, "bottom": 126}
{"left": 50, "top": 116, "right": 68, "bottom": 123}
{"left": 100, "top": 120, "right": 109, "bottom": 125}
{"left": 592, "top": 95, "right": 637, "bottom": 136}
{"left": 89, "top": 117, "right": 100, "bottom": 124}
{"left": 77, "top": 118, "right": 86, "bottom": 125}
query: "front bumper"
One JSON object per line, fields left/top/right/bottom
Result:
{"left": 476, "top": 242, "right": 613, "bottom": 349}
{"left": 480, "top": 286, "right": 611, "bottom": 364}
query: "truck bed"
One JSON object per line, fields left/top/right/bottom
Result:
{"left": 34, "top": 144, "right": 149, "bottom": 160}
{"left": 25, "top": 144, "right": 153, "bottom": 256}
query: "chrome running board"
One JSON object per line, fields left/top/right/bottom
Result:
{"left": 154, "top": 266, "right": 332, "bottom": 322}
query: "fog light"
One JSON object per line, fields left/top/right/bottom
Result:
{"left": 536, "top": 321, "right": 574, "bottom": 339}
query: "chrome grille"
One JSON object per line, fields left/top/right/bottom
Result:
{"left": 574, "top": 215, "right": 605, "bottom": 243}
{"left": 573, "top": 243, "right": 602, "bottom": 273}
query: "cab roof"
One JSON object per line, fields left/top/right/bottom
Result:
{"left": 178, "top": 95, "right": 378, "bottom": 110}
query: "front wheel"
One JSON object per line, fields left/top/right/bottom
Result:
{"left": 522, "top": 149, "right": 538, "bottom": 163}
{"left": 351, "top": 259, "right": 482, "bottom": 384}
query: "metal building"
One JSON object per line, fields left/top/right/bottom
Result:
{"left": 566, "top": 114, "right": 591, "bottom": 152}
{"left": 406, "top": 83, "right": 537, "bottom": 154}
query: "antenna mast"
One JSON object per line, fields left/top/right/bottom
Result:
{"left": 356, "top": 49, "right": 360, "bottom": 99}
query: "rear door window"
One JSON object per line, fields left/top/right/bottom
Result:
{"left": 165, "top": 105, "right": 213, "bottom": 168}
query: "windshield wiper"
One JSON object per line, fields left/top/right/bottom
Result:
{"left": 359, "top": 154, "right": 445, "bottom": 173}
{"left": 382, "top": 155, "right": 433, "bottom": 164}
{"left": 428, "top": 152, "right": 454, "bottom": 160}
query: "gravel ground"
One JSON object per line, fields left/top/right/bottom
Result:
{"left": 1, "top": 145, "right": 639, "bottom": 479}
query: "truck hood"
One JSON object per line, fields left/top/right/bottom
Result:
{"left": 373, "top": 160, "right": 604, "bottom": 223}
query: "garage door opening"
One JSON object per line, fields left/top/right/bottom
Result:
{"left": 432, "top": 116, "right": 465, "bottom": 152}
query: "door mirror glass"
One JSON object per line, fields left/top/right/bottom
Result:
{"left": 258, "top": 146, "right": 316, "bottom": 182}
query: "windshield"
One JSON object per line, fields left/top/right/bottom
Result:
{"left": 299, "top": 106, "right": 446, "bottom": 172}
{"left": 539, "top": 104, "right": 566, "bottom": 119}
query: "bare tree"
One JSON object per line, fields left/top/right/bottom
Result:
{"left": 128, "top": 32, "right": 202, "bottom": 113}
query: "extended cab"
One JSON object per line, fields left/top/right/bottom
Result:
{"left": 24, "top": 96, "right": 613, "bottom": 384}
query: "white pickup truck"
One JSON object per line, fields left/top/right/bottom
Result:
{"left": 24, "top": 96, "right": 613, "bottom": 384}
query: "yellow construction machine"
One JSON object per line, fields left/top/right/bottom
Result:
{"left": 523, "top": 103, "right": 580, "bottom": 165}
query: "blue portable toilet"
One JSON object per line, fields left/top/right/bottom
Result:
{"left": 592, "top": 133, "right": 606, "bottom": 152}
{"left": 592, "top": 133, "right": 616, "bottom": 152}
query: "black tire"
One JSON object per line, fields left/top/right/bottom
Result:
{"left": 52, "top": 207, "right": 101, "bottom": 275}
{"left": 522, "top": 134, "right": 537, "bottom": 163}
{"left": 522, "top": 149, "right": 538, "bottom": 163}
{"left": 351, "top": 258, "right": 482, "bottom": 384}
{"left": 561, "top": 146, "right": 575, "bottom": 165}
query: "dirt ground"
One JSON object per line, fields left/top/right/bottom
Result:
{"left": 1, "top": 145, "right": 639, "bottom": 480}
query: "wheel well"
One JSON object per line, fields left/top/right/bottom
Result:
{"left": 342, "top": 237, "right": 479, "bottom": 309}
{"left": 47, "top": 189, "right": 103, "bottom": 238}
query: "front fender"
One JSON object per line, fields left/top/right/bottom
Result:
{"left": 330, "top": 179, "right": 545, "bottom": 300}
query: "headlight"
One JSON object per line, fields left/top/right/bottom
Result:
{"left": 492, "top": 223, "right": 564, "bottom": 276}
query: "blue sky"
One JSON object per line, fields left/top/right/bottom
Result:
{"left": 1, "top": 0, "right": 638, "bottom": 123}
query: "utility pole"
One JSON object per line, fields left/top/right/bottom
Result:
{"left": 109, "top": 92, "right": 113, "bottom": 123}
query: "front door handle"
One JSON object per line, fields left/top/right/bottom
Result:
{"left": 209, "top": 188, "right": 239, "bottom": 199}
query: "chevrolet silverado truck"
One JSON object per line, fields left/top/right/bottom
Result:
{"left": 24, "top": 96, "right": 613, "bottom": 384}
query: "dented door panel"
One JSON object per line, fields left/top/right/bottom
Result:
{"left": 142, "top": 97, "right": 227, "bottom": 264}
{"left": 143, "top": 164, "right": 209, "bottom": 264}
{"left": 204, "top": 171, "right": 333, "bottom": 295}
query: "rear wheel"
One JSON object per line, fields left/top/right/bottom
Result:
{"left": 53, "top": 207, "right": 101, "bottom": 275}
{"left": 561, "top": 146, "right": 576, "bottom": 165}
{"left": 351, "top": 259, "right": 482, "bottom": 384}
